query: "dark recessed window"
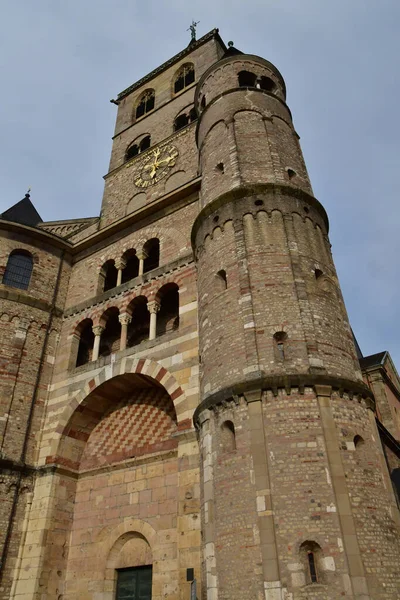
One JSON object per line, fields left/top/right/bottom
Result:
{"left": 136, "top": 90, "right": 155, "bottom": 119}
{"left": 3, "top": 250, "right": 33, "bottom": 290}
{"left": 116, "top": 566, "right": 152, "bottom": 600}
{"left": 174, "top": 64, "right": 195, "bottom": 94}
{"left": 174, "top": 114, "right": 189, "bottom": 132}
{"left": 307, "top": 552, "right": 318, "bottom": 583}
{"left": 126, "top": 136, "right": 151, "bottom": 162}
{"left": 238, "top": 70, "right": 257, "bottom": 88}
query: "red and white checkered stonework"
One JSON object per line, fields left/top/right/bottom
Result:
{"left": 80, "top": 388, "right": 177, "bottom": 470}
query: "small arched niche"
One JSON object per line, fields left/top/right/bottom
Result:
{"left": 100, "top": 260, "right": 118, "bottom": 293}
{"left": 273, "top": 331, "right": 288, "bottom": 361}
{"left": 143, "top": 238, "right": 160, "bottom": 273}
{"left": 127, "top": 296, "right": 150, "bottom": 348}
{"left": 75, "top": 318, "right": 94, "bottom": 368}
{"left": 156, "top": 283, "right": 179, "bottom": 337}
{"left": 215, "top": 269, "right": 227, "bottom": 292}
{"left": 220, "top": 420, "right": 236, "bottom": 453}
{"left": 299, "top": 540, "right": 324, "bottom": 585}
{"left": 353, "top": 434, "right": 365, "bottom": 449}
{"left": 121, "top": 249, "right": 139, "bottom": 284}
{"left": 99, "top": 307, "right": 121, "bottom": 357}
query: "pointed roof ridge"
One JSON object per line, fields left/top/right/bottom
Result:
{"left": 0, "top": 192, "right": 43, "bottom": 227}
{"left": 115, "top": 28, "right": 226, "bottom": 102}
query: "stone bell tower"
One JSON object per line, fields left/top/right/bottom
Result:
{"left": 192, "top": 51, "right": 400, "bottom": 599}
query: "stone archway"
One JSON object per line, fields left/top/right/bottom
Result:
{"left": 46, "top": 357, "right": 187, "bottom": 465}
{"left": 58, "top": 366, "right": 182, "bottom": 598}
{"left": 98, "top": 519, "right": 159, "bottom": 599}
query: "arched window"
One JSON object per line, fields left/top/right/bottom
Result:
{"left": 299, "top": 541, "right": 323, "bottom": 585}
{"left": 274, "top": 331, "right": 288, "bottom": 361}
{"left": 174, "top": 114, "right": 188, "bottom": 132}
{"left": 353, "top": 434, "right": 365, "bottom": 448}
{"left": 99, "top": 308, "right": 121, "bottom": 357}
{"left": 100, "top": 260, "right": 118, "bottom": 293}
{"left": 2, "top": 250, "right": 33, "bottom": 290}
{"left": 75, "top": 319, "right": 94, "bottom": 367}
{"left": 314, "top": 269, "right": 323, "bottom": 280}
{"left": 200, "top": 95, "right": 206, "bottom": 110}
{"left": 391, "top": 468, "right": 400, "bottom": 506}
{"left": 143, "top": 238, "right": 160, "bottom": 273}
{"left": 125, "top": 135, "right": 151, "bottom": 162}
{"left": 238, "top": 70, "right": 257, "bottom": 88}
{"left": 121, "top": 250, "right": 139, "bottom": 284}
{"left": 216, "top": 269, "right": 227, "bottom": 291}
{"left": 135, "top": 90, "right": 155, "bottom": 119}
{"left": 189, "top": 107, "right": 197, "bottom": 122}
{"left": 156, "top": 283, "right": 179, "bottom": 336}
{"left": 259, "top": 76, "right": 276, "bottom": 93}
{"left": 127, "top": 296, "right": 150, "bottom": 347}
{"left": 173, "top": 107, "right": 197, "bottom": 132}
{"left": 221, "top": 420, "right": 236, "bottom": 453}
{"left": 174, "top": 63, "right": 195, "bottom": 94}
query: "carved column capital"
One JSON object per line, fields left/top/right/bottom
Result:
{"left": 147, "top": 301, "right": 160, "bottom": 314}
{"left": 114, "top": 257, "right": 127, "bottom": 271}
{"left": 92, "top": 325, "right": 104, "bottom": 337}
{"left": 136, "top": 250, "right": 148, "bottom": 261}
{"left": 119, "top": 313, "right": 132, "bottom": 326}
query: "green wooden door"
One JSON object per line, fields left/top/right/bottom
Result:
{"left": 116, "top": 566, "right": 152, "bottom": 600}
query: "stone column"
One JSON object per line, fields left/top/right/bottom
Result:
{"left": 147, "top": 301, "right": 160, "bottom": 340}
{"left": 114, "top": 257, "right": 127, "bottom": 287}
{"left": 119, "top": 313, "right": 132, "bottom": 351}
{"left": 137, "top": 251, "right": 148, "bottom": 276}
{"left": 92, "top": 325, "right": 104, "bottom": 361}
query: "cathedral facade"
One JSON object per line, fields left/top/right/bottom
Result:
{"left": 0, "top": 29, "right": 399, "bottom": 600}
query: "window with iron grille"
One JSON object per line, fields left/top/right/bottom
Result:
{"left": 116, "top": 566, "right": 152, "bottom": 600}
{"left": 3, "top": 251, "right": 33, "bottom": 290}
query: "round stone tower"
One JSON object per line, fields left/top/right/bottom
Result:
{"left": 192, "top": 53, "right": 400, "bottom": 600}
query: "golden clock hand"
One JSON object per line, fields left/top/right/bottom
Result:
{"left": 156, "top": 156, "right": 173, "bottom": 167}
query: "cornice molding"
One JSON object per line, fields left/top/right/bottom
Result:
{"left": 193, "top": 372, "right": 375, "bottom": 428}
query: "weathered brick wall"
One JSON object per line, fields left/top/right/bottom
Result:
{"left": 194, "top": 194, "right": 360, "bottom": 399}
{"left": 100, "top": 36, "right": 224, "bottom": 228}
{"left": 0, "top": 228, "right": 71, "bottom": 599}
{"left": 194, "top": 48, "right": 400, "bottom": 600}
{"left": 333, "top": 397, "right": 400, "bottom": 598}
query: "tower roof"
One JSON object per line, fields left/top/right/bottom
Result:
{"left": 115, "top": 28, "right": 226, "bottom": 102}
{"left": 0, "top": 192, "right": 43, "bottom": 227}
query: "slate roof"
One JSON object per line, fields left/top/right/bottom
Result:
{"left": 0, "top": 193, "right": 42, "bottom": 227}
{"left": 359, "top": 351, "right": 387, "bottom": 370}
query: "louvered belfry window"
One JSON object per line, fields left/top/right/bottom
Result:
{"left": 2, "top": 251, "right": 33, "bottom": 290}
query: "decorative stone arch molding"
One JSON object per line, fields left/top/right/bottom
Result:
{"left": 47, "top": 356, "right": 187, "bottom": 462}
{"left": 99, "top": 519, "right": 159, "bottom": 599}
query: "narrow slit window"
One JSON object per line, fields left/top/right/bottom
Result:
{"left": 307, "top": 552, "right": 318, "bottom": 583}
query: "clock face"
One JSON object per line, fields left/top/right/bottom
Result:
{"left": 133, "top": 145, "right": 179, "bottom": 188}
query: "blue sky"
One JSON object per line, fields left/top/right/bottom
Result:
{"left": 1, "top": 1, "right": 399, "bottom": 366}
